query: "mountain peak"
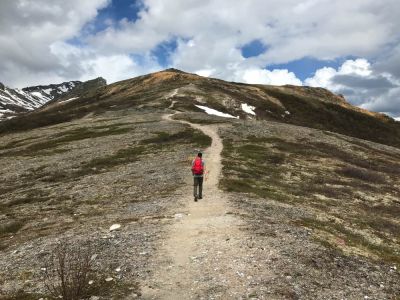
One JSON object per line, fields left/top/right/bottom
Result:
{"left": 162, "top": 68, "right": 187, "bottom": 74}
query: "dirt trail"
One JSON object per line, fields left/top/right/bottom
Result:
{"left": 141, "top": 114, "right": 256, "bottom": 299}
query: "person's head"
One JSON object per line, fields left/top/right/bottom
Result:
{"left": 198, "top": 152, "right": 202, "bottom": 158}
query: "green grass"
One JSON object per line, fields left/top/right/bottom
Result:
{"left": 30, "top": 145, "right": 146, "bottom": 182}
{"left": 0, "top": 189, "right": 51, "bottom": 209}
{"left": 141, "top": 128, "right": 212, "bottom": 148}
{"left": 0, "top": 291, "right": 50, "bottom": 300}
{"left": 0, "top": 220, "right": 24, "bottom": 237}
{"left": 0, "top": 136, "right": 37, "bottom": 151}
{"left": 173, "top": 113, "right": 230, "bottom": 124}
{"left": 220, "top": 130, "right": 400, "bottom": 265}
{"left": 12, "top": 126, "right": 211, "bottom": 185}
{"left": 77, "top": 145, "right": 146, "bottom": 176}
{"left": 260, "top": 86, "right": 400, "bottom": 148}
{"left": 298, "top": 218, "right": 400, "bottom": 264}
{"left": 335, "top": 166, "right": 386, "bottom": 183}
{"left": 1, "top": 125, "right": 133, "bottom": 157}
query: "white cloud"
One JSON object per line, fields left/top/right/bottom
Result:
{"left": 338, "top": 59, "right": 372, "bottom": 76}
{"left": 305, "top": 67, "right": 337, "bottom": 87}
{"left": 239, "top": 68, "right": 302, "bottom": 86}
{"left": 360, "top": 87, "right": 400, "bottom": 117}
{"left": 50, "top": 41, "right": 161, "bottom": 83}
{"left": 305, "top": 59, "right": 371, "bottom": 89}
{"left": 0, "top": 0, "right": 111, "bottom": 87}
{"left": 195, "top": 69, "right": 215, "bottom": 77}
{"left": 306, "top": 59, "right": 400, "bottom": 116}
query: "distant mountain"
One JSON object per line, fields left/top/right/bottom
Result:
{"left": 0, "top": 78, "right": 106, "bottom": 120}
{"left": 1, "top": 68, "right": 399, "bottom": 147}
{"left": 0, "top": 81, "right": 79, "bottom": 120}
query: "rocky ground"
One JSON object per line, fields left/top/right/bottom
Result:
{"left": 0, "top": 108, "right": 399, "bottom": 299}
{"left": 0, "top": 109, "right": 210, "bottom": 299}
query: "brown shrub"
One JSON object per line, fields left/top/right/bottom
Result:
{"left": 42, "top": 241, "right": 94, "bottom": 300}
{"left": 336, "top": 166, "right": 386, "bottom": 184}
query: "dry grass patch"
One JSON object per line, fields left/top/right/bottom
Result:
{"left": 336, "top": 166, "right": 386, "bottom": 183}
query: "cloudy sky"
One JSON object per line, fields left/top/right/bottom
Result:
{"left": 1, "top": 0, "right": 399, "bottom": 118}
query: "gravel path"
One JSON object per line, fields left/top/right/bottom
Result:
{"left": 141, "top": 114, "right": 255, "bottom": 299}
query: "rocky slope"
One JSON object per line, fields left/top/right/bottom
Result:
{"left": 0, "top": 69, "right": 399, "bottom": 299}
{"left": 0, "top": 78, "right": 106, "bottom": 120}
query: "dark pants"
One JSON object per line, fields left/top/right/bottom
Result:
{"left": 193, "top": 177, "right": 203, "bottom": 198}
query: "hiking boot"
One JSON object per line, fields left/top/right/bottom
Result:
{"left": 199, "top": 196, "right": 203, "bottom": 199}
{"left": 194, "top": 196, "right": 198, "bottom": 202}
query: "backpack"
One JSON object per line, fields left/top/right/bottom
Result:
{"left": 192, "top": 157, "right": 204, "bottom": 175}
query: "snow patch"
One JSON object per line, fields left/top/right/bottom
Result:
{"left": 195, "top": 105, "right": 238, "bottom": 119}
{"left": 60, "top": 97, "right": 78, "bottom": 103}
{"left": 395, "top": 117, "right": 400, "bottom": 122}
{"left": 0, "top": 109, "right": 14, "bottom": 114}
{"left": 0, "top": 109, "right": 14, "bottom": 119}
{"left": 42, "top": 88, "right": 53, "bottom": 95}
{"left": 31, "top": 92, "right": 49, "bottom": 99}
{"left": 58, "top": 85, "right": 69, "bottom": 93}
{"left": 241, "top": 103, "right": 256, "bottom": 115}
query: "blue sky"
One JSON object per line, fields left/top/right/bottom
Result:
{"left": 88, "top": 0, "right": 143, "bottom": 33}
{"left": 0, "top": 0, "right": 399, "bottom": 117}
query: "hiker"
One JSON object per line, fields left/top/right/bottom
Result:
{"left": 192, "top": 152, "right": 205, "bottom": 202}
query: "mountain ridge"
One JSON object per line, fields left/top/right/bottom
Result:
{"left": 2, "top": 68, "right": 398, "bottom": 148}
{"left": 0, "top": 77, "right": 106, "bottom": 120}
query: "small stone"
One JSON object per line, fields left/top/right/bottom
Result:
{"left": 105, "top": 277, "right": 113, "bottom": 282}
{"left": 236, "top": 271, "right": 244, "bottom": 277}
{"left": 174, "top": 213, "right": 184, "bottom": 219}
{"left": 90, "top": 296, "right": 100, "bottom": 300}
{"left": 91, "top": 254, "right": 98, "bottom": 261}
{"left": 89, "top": 280, "right": 94, "bottom": 285}
{"left": 109, "top": 224, "right": 121, "bottom": 231}
{"left": 380, "top": 284, "right": 384, "bottom": 288}
{"left": 115, "top": 267, "right": 121, "bottom": 272}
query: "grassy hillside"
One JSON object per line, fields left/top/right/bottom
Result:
{"left": 219, "top": 119, "right": 400, "bottom": 265}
